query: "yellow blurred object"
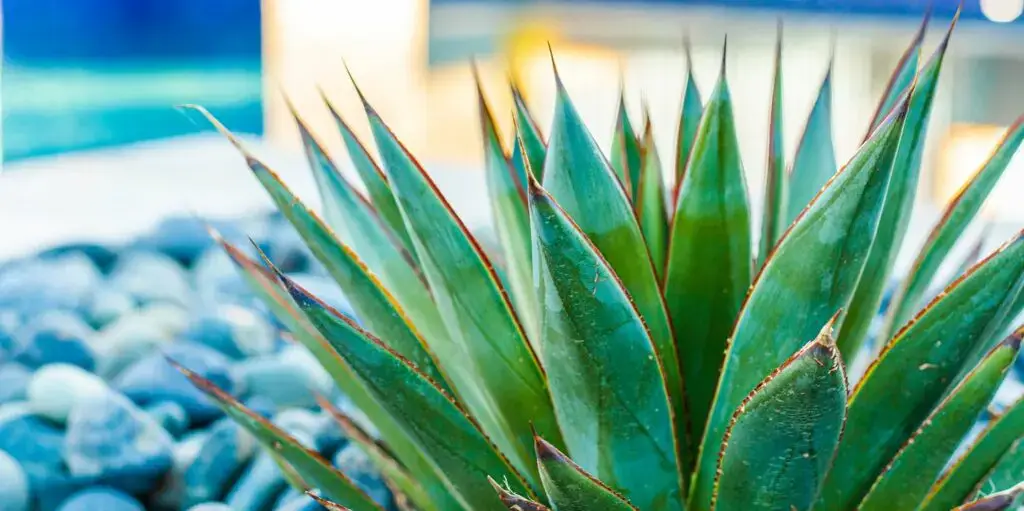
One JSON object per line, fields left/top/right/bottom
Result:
{"left": 935, "top": 123, "right": 1024, "bottom": 221}
{"left": 504, "top": 21, "right": 562, "bottom": 105}
{"left": 422, "top": 21, "right": 624, "bottom": 166}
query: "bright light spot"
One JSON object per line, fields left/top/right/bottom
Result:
{"left": 938, "top": 123, "right": 1024, "bottom": 222}
{"left": 981, "top": 0, "right": 1024, "bottom": 23}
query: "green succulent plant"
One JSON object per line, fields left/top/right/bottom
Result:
{"left": 178, "top": 9, "right": 1024, "bottom": 511}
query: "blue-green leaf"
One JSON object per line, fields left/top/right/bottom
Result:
{"left": 689, "top": 95, "right": 909, "bottom": 511}
{"left": 863, "top": 11, "right": 927, "bottom": 137}
{"left": 535, "top": 437, "right": 638, "bottom": 511}
{"left": 319, "top": 397, "right": 439, "bottom": 511}
{"left": 321, "top": 90, "right": 415, "bottom": 255}
{"left": 816, "top": 231, "right": 1024, "bottom": 511}
{"left": 785, "top": 60, "right": 836, "bottom": 224}
{"left": 858, "top": 334, "right": 1020, "bottom": 511}
{"left": 664, "top": 50, "right": 752, "bottom": 453}
{"left": 759, "top": 26, "right": 786, "bottom": 269}
{"left": 541, "top": 55, "right": 685, "bottom": 460}
{"left": 217, "top": 240, "right": 462, "bottom": 511}
{"left": 188, "top": 107, "right": 452, "bottom": 394}
{"left": 838, "top": 13, "right": 957, "bottom": 360}
{"left": 712, "top": 317, "right": 846, "bottom": 511}
{"left": 475, "top": 69, "right": 540, "bottom": 347}
{"left": 286, "top": 100, "right": 437, "bottom": 341}
{"left": 282, "top": 274, "right": 538, "bottom": 510}
{"left": 610, "top": 92, "right": 643, "bottom": 199}
{"left": 884, "top": 116, "right": 1024, "bottom": 338}
{"left": 636, "top": 118, "right": 669, "bottom": 278}
{"left": 352, "top": 77, "right": 564, "bottom": 486}
{"left": 530, "top": 176, "right": 684, "bottom": 509}
{"left": 922, "top": 364, "right": 1024, "bottom": 511}
{"left": 175, "top": 362, "right": 385, "bottom": 511}
{"left": 511, "top": 83, "right": 547, "bottom": 182}
{"left": 675, "top": 36, "right": 703, "bottom": 186}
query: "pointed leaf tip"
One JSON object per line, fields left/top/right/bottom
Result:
{"left": 938, "top": 8, "right": 959, "bottom": 51}
{"left": 919, "top": 2, "right": 935, "bottom": 32}
{"left": 1004, "top": 324, "right": 1024, "bottom": 350}
{"left": 816, "top": 309, "right": 843, "bottom": 347}
{"left": 713, "top": 327, "right": 847, "bottom": 511}
{"left": 719, "top": 35, "right": 728, "bottom": 76}
{"left": 547, "top": 43, "right": 564, "bottom": 89}
{"left": 683, "top": 33, "right": 694, "bottom": 71}
{"left": 525, "top": 166, "right": 544, "bottom": 197}
{"left": 276, "top": 270, "right": 352, "bottom": 325}
{"left": 534, "top": 435, "right": 640, "bottom": 510}
{"left": 306, "top": 492, "right": 351, "bottom": 511}
{"left": 343, "top": 63, "right": 375, "bottom": 116}
{"left": 533, "top": 435, "right": 564, "bottom": 462}
{"left": 204, "top": 223, "right": 225, "bottom": 245}
{"left": 182, "top": 104, "right": 250, "bottom": 156}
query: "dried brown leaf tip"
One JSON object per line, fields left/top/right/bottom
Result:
{"left": 955, "top": 482, "right": 1024, "bottom": 510}
{"left": 1003, "top": 324, "right": 1024, "bottom": 350}
{"left": 167, "top": 357, "right": 231, "bottom": 401}
{"left": 811, "top": 311, "right": 844, "bottom": 373}
{"left": 488, "top": 476, "right": 551, "bottom": 511}
{"left": 533, "top": 435, "right": 567, "bottom": 463}
{"left": 305, "top": 491, "right": 351, "bottom": 511}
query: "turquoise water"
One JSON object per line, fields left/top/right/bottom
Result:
{"left": 2, "top": 62, "right": 263, "bottom": 161}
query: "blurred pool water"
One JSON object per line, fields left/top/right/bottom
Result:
{"left": 2, "top": 0, "right": 264, "bottom": 161}
{"left": 2, "top": 63, "right": 263, "bottom": 161}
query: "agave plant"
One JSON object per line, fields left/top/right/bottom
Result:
{"left": 176, "top": 9, "right": 1024, "bottom": 511}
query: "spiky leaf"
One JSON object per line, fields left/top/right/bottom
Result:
{"left": 541, "top": 58, "right": 685, "bottom": 450}
{"left": 175, "top": 364, "right": 384, "bottom": 511}
{"left": 319, "top": 397, "right": 438, "bottom": 511}
{"left": 922, "top": 380, "right": 1024, "bottom": 511}
{"left": 973, "top": 440, "right": 1024, "bottom": 500}
{"left": 858, "top": 334, "right": 1020, "bottom": 511}
{"left": 838, "top": 16, "right": 956, "bottom": 359}
{"left": 530, "top": 177, "right": 684, "bottom": 509}
{"left": 785, "top": 63, "right": 835, "bottom": 223}
{"left": 322, "top": 91, "right": 415, "bottom": 254}
{"left": 664, "top": 56, "right": 752, "bottom": 450}
{"left": 219, "top": 240, "right": 462, "bottom": 510}
{"left": 816, "top": 232, "right": 1024, "bottom": 511}
{"left": 610, "top": 92, "right": 643, "bottom": 198}
{"left": 636, "top": 120, "right": 669, "bottom": 277}
{"left": 689, "top": 91, "right": 909, "bottom": 511}
{"left": 283, "top": 275, "right": 537, "bottom": 510}
{"left": 535, "top": 437, "right": 638, "bottom": 511}
{"left": 675, "top": 38, "right": 703, "bottom": 185}
{"left": 759, "top": 27, "right": 786, "bottom": 268}
{"left": 475, "top": 70, "right": 540, "bottom": 346}
{"left": 863, "top": 12, "right": 927, "bottom": 137}
{"left": 712, "top": 317, "right": 846, "bottom": 511}
{"left": 512, "top": 84, "right": 546, "bottom": 181}
{"left": 355, "top": 82, "right": 564, "bottom": 483}
{"left": 885, "top": 116, "right": 1024, "bottom": 336}
{"left": 190, "top": 107, "right": 452, "bottom": 393}
{"left": 287, "top": 102, "right": 438, "bottom": 344}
